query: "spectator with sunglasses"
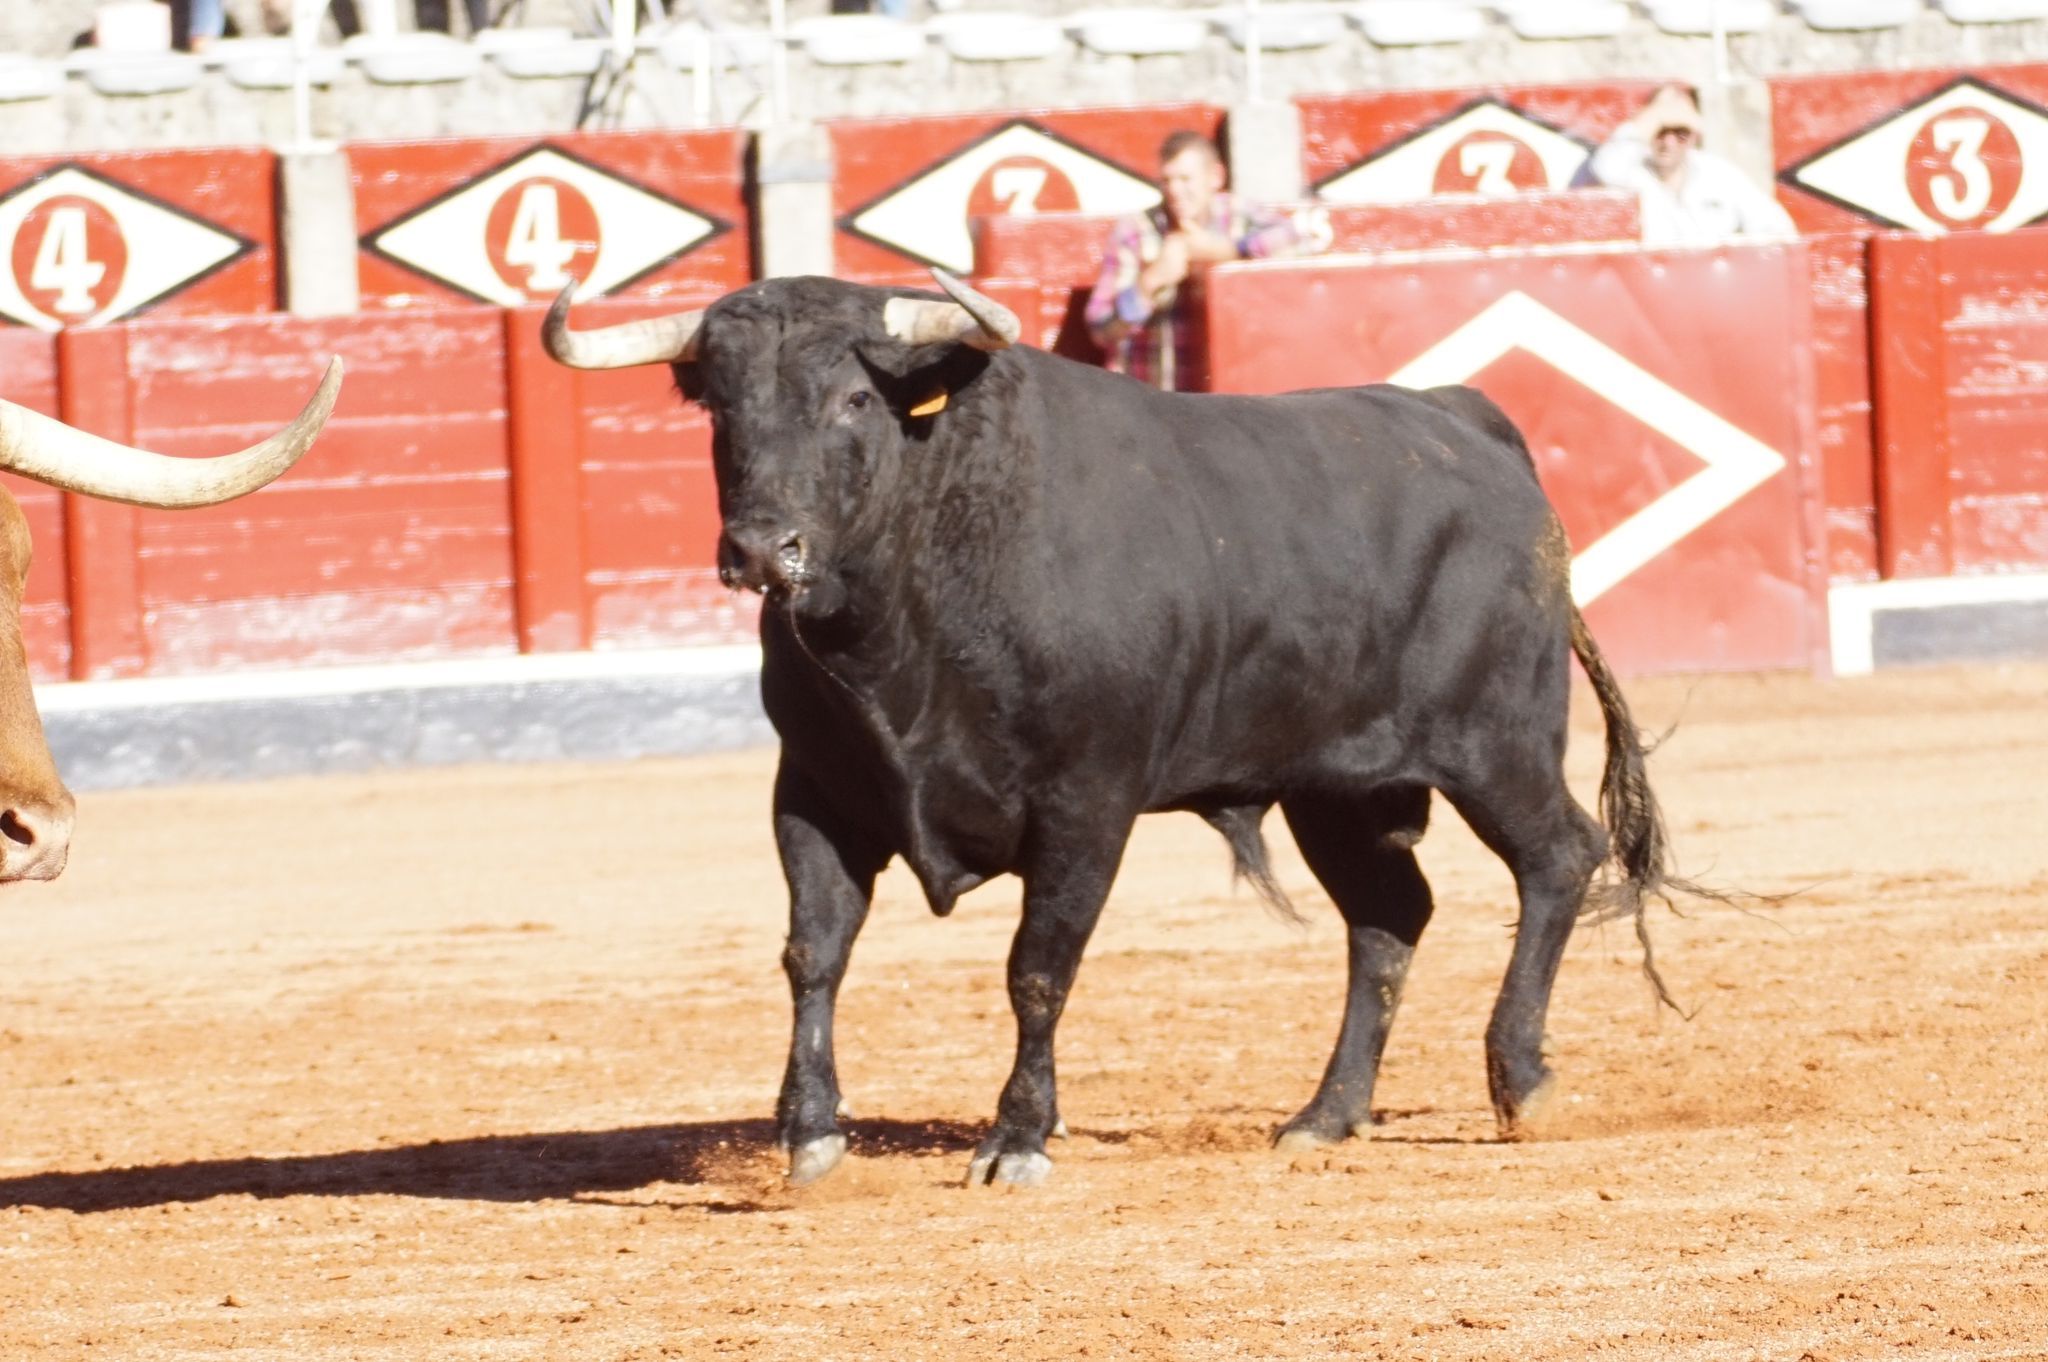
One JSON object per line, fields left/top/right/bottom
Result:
{"left": 1590, "top": 84, "right": 1794, "bottom": 246}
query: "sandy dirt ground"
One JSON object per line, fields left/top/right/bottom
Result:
{"left": 1, "top": 663, "right": 2046, "bottom": 1359}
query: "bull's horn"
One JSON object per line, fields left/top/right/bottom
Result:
{"left": 0, "top": 357, "right": 342, "bottom": 510}
{"left": 543, "top": 286, "right": 704, "bottom": 369}
{"left": 882, "top": 269, "right": 1019, "bottom": 352}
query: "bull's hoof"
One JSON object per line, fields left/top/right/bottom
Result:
{"left": 788, "top": 1133, "right": 847, "bottom": 1185}
{"left": 965, "top": 1148, "right": 1053, "bottom": 1188}
{"left": 1494, "top": 1072, "right": 1558, "bottom": 1140}
{"left": 1274, "top": 1105, "right": 1371, "bottom": 1153}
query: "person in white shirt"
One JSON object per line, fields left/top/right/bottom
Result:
{"left": 1590, "top": 84, "right": 1796, "bottom": 246}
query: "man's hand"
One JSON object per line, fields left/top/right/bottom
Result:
{"left": 1175, "top": 226, "right": 1240, "bottom": 264}
{"left": 1139, "top": 233, "right": 1192, "bottom": 302}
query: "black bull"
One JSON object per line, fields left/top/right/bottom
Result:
{"left": 546, "top": 273, "right": 1696, "bottom": 1188}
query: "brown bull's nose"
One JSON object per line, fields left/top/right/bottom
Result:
{"left": 0, "top": 794, "right": 75, "bottom": 882}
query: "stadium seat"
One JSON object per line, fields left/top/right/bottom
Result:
{"left": 70, "top": 50, "right": 203, "bottom": 95}
{"left": 926, "top": 12, "right": 1068, "bottom": 62}
{"left": 0, "top": 57, "right": 65, "bottom": 103}
{"left": 655, "top": 23, "right": 776, "bottom": 72}
{"left": 345, "top": 32, "right": 483, "bottom": 83}
{"left": 475, "top": 27, "right": 607, "bottom": 78}
{"left": 1936, "top": 0, "right": 2048, "bottom": 18}
{"left": 1645, "top": 0, "right": 1783, "bottom": 34}
{"left": 214, "top": 37, "right": 347, "bottom": 89}
{"left": 1352, "top": 1, "right": 1489, "bottom": 45}
{"left": 1071, "top": 8, "right": 1211, "bottom": 56}
{"left": 791, "top": 15, "right": 925, "bottom": 66}
{"left": 1217, "top": 5, "right": 1350, "bottom": 51}
{"left": 1504, "top": 1, "right": 1633, "bottom": 39}
{"left": 1792, "top": 0, "right": 1922, "bottom": 29}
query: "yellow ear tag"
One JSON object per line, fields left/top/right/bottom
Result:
{"left": 909, "top": 390, "right": 948, "bottom": 418}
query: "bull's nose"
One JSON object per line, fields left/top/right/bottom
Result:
{"left": 0, "top": 795, "right": 74, "bottom": 882}
{"left": 719, "top": 525, "right": 809, "bottom": 593}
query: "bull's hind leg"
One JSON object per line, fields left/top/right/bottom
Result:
{"left": 772, "top": 760, "right": 890, "bottom": 1184}
{"left": 1274, "top": 785, "right": 1434, "bottom": 1150}
{"left": 1441, "top": 764, "right": 1606, "bottom": 1137}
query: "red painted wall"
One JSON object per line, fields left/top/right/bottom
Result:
{"left": 0, "top": 147, "right": 274, "bottom": 331}
{"left": 1299, "top": 82, "right": 1660, "bottom": 200}
{"left": 1772, "top": 64, "right": 2048, "bottom": 237}
{"left": 1205, "top": 243, "right": 1829, "bottom": 676}
{"left": 830, "top": 104, "right": 1224, "bottom": 287}
{"left": 349, "top": 130, "right": 751, "bottom": 311}
{"left": 1870, "top": 225, "right": 2048, "bottom": 579}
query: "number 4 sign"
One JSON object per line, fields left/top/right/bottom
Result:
{"left": 0, "top": 164, "right": 251, "bottom": 332}
{"left": 365, "top": 145, "right": 728, "bottom": 308}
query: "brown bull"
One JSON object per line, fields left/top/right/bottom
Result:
{"left": 0, "top": 360, "right": 343, "bottom": 881}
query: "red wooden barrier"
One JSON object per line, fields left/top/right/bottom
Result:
{"left": 830, "top": 104, "right": 1224, "bottom": 286}
{"left": 350, "top": 131, "right": 750, "bottom": 311}
{"left": 1773, "top": 64, "right": 2048, "bottom": 237}
{"left": 0, "top": 328, "right": 70, "bottom": 681}
{"left": 0, "top": 148, "right": 274, "bottom": 330}
{"left": 1205, "top": 243, "right": 1829, "bottom": 675}
{"left": 1299, "top": 83, "right": 1659, "bottom": 202}
{"left": 1806, "top": 232, "right": 1879, "bottom": 581}
{"left": 106, "top": 310, "right": 518, "bottom": 677}
{"left": 502, "top": 299, "right": 742, "bottom": 654}
{"left": 1869, "top": 226, "right": 2048, "bottom": 579}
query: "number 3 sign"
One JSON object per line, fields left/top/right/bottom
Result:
{"left": 1777, "top": 71, "right": 2048, "bottom": 235}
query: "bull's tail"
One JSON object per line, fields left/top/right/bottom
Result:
{"left": 1569, "top": 606, "right": 1722, "bottom": 1015}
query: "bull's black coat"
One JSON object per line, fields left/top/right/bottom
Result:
{"left": 631, "top": 277, "right": 1683, "bottom": 1186}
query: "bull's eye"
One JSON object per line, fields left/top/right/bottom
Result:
{"left": 846, "top": 390, "right": 872, "bottom": 411}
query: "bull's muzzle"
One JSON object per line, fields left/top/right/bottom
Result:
{"left": 718, "top": 525, "right": 812, "bottom": 597}
{"left": 0, "top": 787, "right": 74, "bottom": 883}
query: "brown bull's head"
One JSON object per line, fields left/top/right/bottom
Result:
{"left": 543, "top": 273, "right": 1016, "bottom": 610}
{"left": 0, "top": 359, "right": 343, "bottom": 882}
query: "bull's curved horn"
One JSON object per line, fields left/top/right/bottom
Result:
{"left": 543, "top": 286, "right": 705, "bottom": 369}
{"left": 882, "top": 269, "right": 1019, "bottom": 352}
{"left": 0, "top": 357, "right": 342, "bottom": 510}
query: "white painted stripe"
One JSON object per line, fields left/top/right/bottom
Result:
{"left": 1828, "top": 572, "right": 2048, "bottom": 675}
{"left": 1387, "top": 291, "right": 1787, "bottom": 606}
{"left": 31, "top": 645, "right": 764, "bottom": 714}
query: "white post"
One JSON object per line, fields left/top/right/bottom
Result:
{"left": 611, "top": 0, "right": 638, "bottom": 63}
{"left": 1244, "top": 0, "right": 1262, "bottom": 105}
{"left": 1710, "top": 0, "right": 1730, "bottom": 85}
{"left": 361, "top": 0, "right": 399, "bottom": 39}
{"left": 769, "top": 0, "right": 789, "bottom": 125}
{"left": 290, "top": 0, "right": 316, "bottom": 151}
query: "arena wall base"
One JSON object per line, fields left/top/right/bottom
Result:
{"left": 1828, "top": 574, "right": 2048, "bottom": 675}
{"left": 33, "top": 647, "right": 772, "bottom": 791}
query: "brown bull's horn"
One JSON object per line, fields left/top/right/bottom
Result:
{"left": 0, "top": 357, "right": 342, "bottom": 510}
{"left": 543, "top": 286, "right": 705, "bottom": 369}
{"left": 882, "top": 269, "right": 1019, "bottom": 351}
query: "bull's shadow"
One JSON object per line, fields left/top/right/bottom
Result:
{"left": 0, "top": 1117, "right": 981, "bottom": 1214}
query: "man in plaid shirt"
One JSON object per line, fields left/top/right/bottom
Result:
{"left": 1085, "top": 130, "right": 1326, "bottom": 391}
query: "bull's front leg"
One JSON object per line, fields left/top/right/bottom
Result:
{"left": 966, "top": 821, "right": 1131, "bottom": 1188}
{"left": 773, "top": 760, "right": 889, "bottom": 1185}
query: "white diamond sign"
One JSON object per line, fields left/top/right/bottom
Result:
{"left": 842, "top": 120, "right": 1162, "bottom": 274}
{"left": 0, "top": 165, "right": 250, "bottom": 332}
{"left": 1782, "top": 76, "right": 2048, "bottom": 234}
{"left": 1390, "top": 291, "right": 1787, "bottom": 605}
{"left": 366, "top": 145, "right": 726, "bottom": 306}
{"left": 1315, "top": 98, "right": 1592, "bottom": 204}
